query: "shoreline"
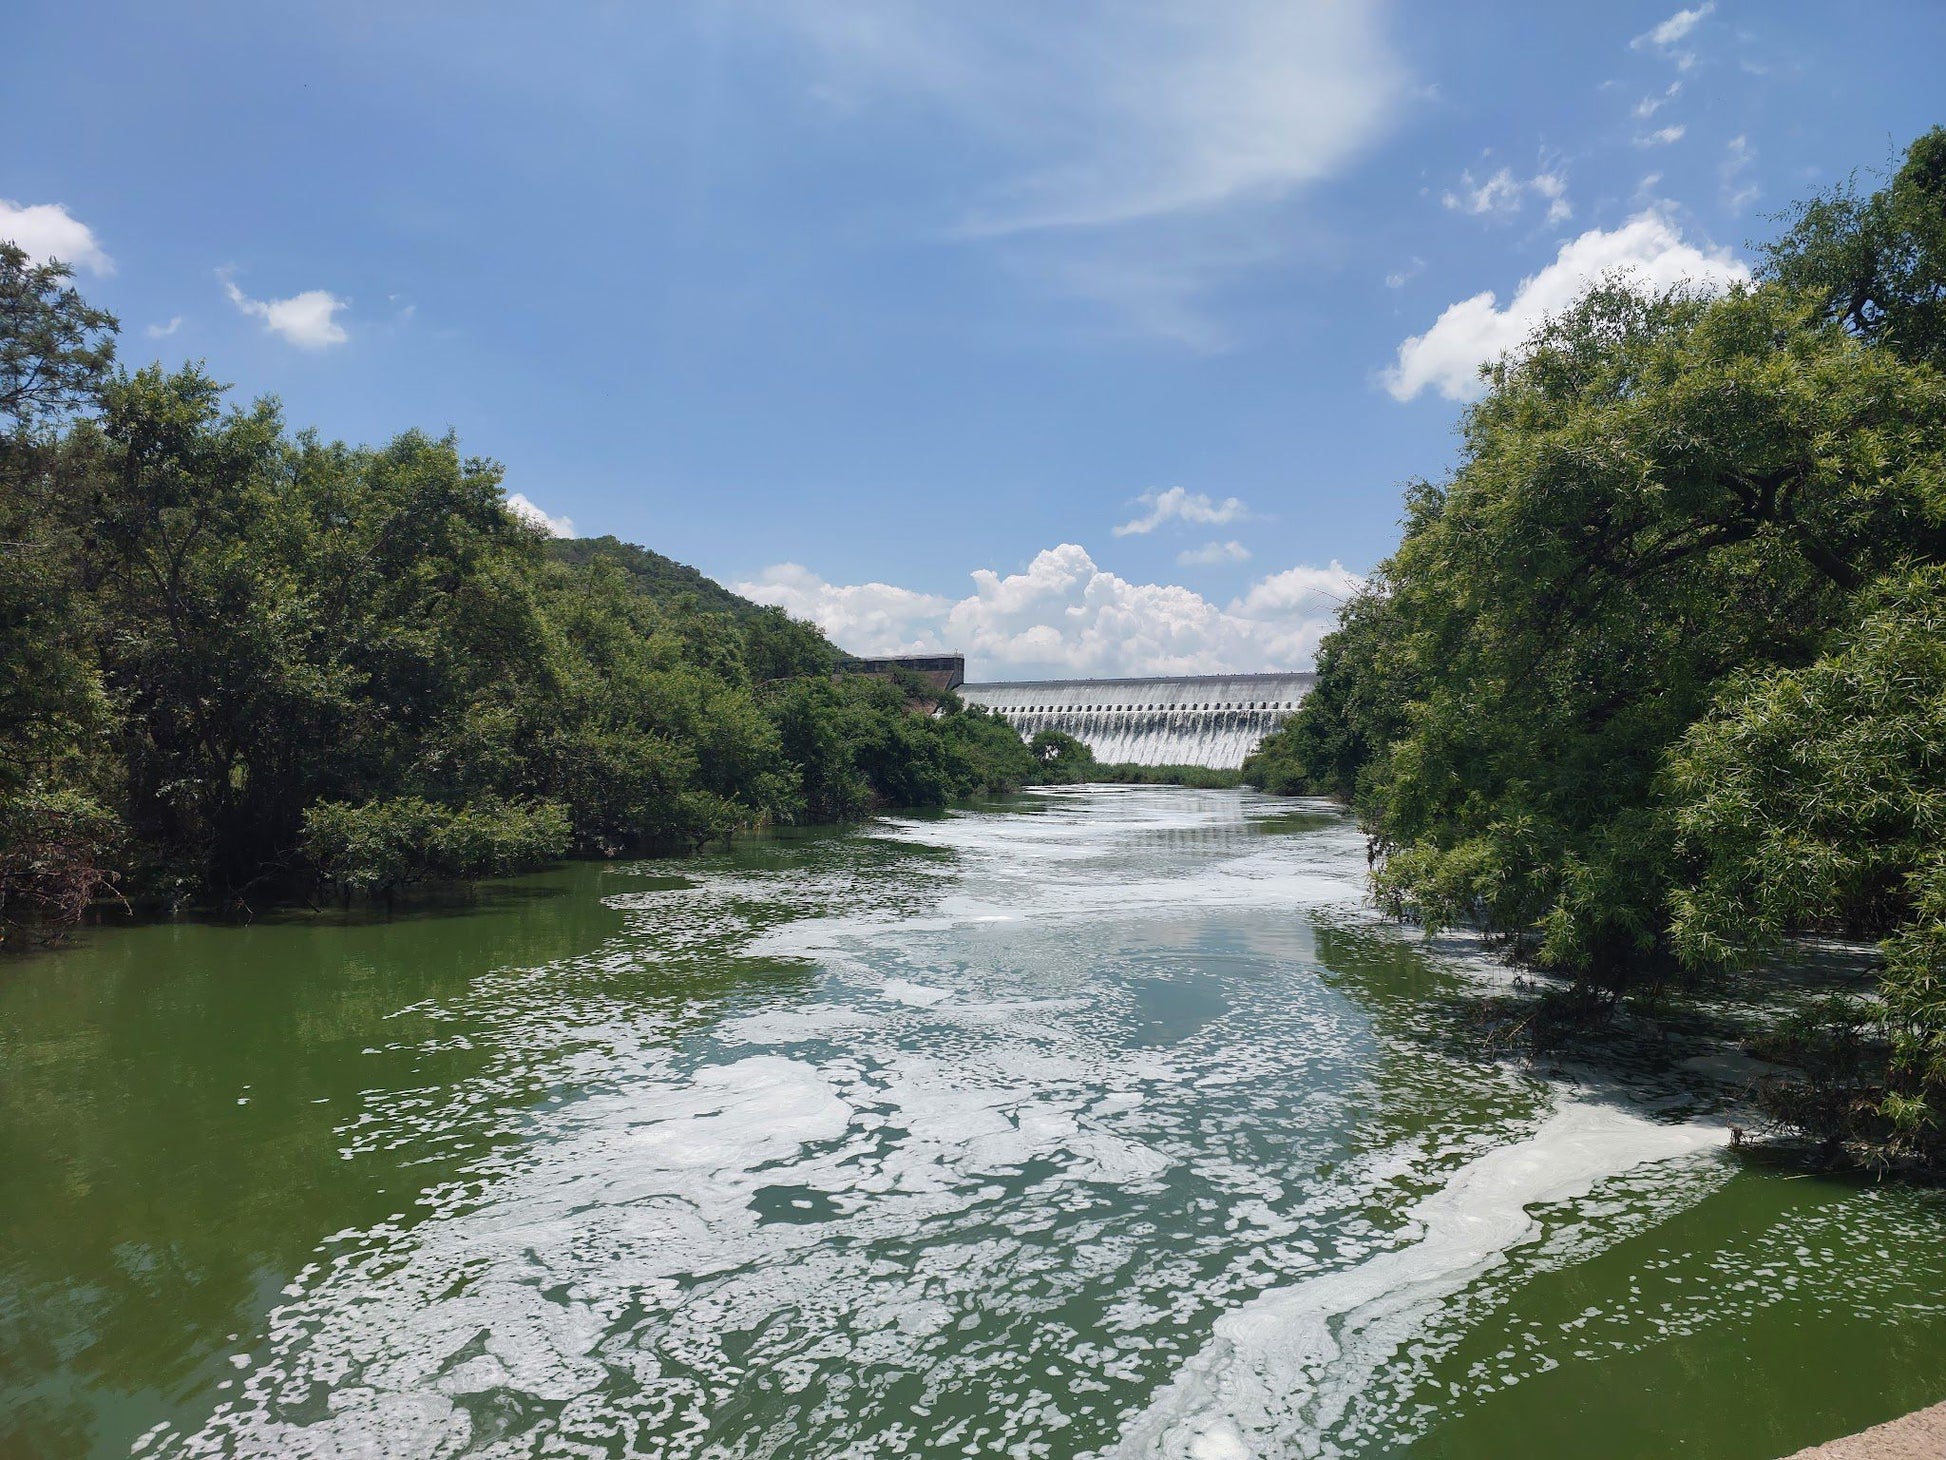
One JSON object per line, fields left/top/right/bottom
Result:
{"left": 1785, "top": 1401, "right": 1946, "bottom": 1458}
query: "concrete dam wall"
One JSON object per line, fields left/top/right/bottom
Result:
{"left": 958, "top": 672, "right": 1315, "bottom": 770}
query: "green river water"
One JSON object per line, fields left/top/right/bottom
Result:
{"left": 3, "top": 787, "right": 1943, "bottom": 1459}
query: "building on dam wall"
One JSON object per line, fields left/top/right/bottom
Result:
{"left": 957, "top": 672, "right": 1315, "bottom": 770}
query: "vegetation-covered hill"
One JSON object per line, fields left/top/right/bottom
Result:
{"left": 1246, "top": 127, "right": 1946, "bottom": 1170}
{"left": 542, "top": 534, "right": 777, "bottom": 627}
{"left": 0, "top": 253, "right": 1047, "bottom": 935}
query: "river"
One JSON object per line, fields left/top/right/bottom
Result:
{"left": 3, "top": 787, "right": 1943, "bottom": 1459}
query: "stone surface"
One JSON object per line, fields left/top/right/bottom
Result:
{"left": 1784, "top": 1401, "right": 1946, "bottom": 1459}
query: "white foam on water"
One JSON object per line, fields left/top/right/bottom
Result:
{"left": 150, "top": 789, "right": 1746, "bottom": 1460}
{"left": 1100, "top": 1101, "right": 1728, "bottom": 1460}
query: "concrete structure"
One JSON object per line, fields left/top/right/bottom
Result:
{"left": 838, "top": 654, "right": 966, "bottom": 692}
{"left": 958, "top": 672, "right": 1315, "bottom": 769}
{"left": 1782, "top": 1400, "right": 1946, "bottom": 1459}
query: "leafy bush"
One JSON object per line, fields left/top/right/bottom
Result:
{"left": 300, "top": 796, "right": 570, "bottom": 896}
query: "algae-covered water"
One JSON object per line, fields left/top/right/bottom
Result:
{"left": 3, "top": 788, "right": 1943, "bottom": 1458}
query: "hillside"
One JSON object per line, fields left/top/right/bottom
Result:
{"left": 543, "top": 535, "right": 772, "bottom": 624}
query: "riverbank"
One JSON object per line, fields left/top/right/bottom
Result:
{"left": 8, "top": 789, "right": 1945, "bottom": 1459}
{"left": 1784, "top": 1401, "right": 1946, "bottom": 1458}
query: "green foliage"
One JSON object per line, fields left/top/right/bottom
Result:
{"left": 0, "top": 261, "right": 1044, "bottom": 926}
{"left": 1297, "top": 273, "right": 1946, "bottom": 981}
{"left": 1664, "top": 569, "right": 1946, "bottom": 1159}
{"left": 744, "top": 605, "right": 837, "bottom": 683}
{"left": 0, "top": 242, "right": 117, "bottom": 429}
{"left": 300, "top": 796, "right": 570, "bottom": 895}
{"left": 542, "top": 534, "right": 778, "bottom": 623}
{"left": 0, "top": 244, "right": 122, "bottom": 941}
{"left": 938, "top": 703, "right": 1043, "bottom": 795}
{"left": 1243, "top": 590, "right": 1410, "bottom": 802}
{"left": 1029, "top": 729, "right": 1097, "bottom": 783}
{"left": 1764, "top": 125, "right": 1946, "bottom": 367}
{"left": 0, "top": 784, "right": 120, "bottom": 940}
{"left": 1089, "top": 763, "right": 1242, "bottom": 788}
{"left": 1253, "top": 129, "right": 1946, "bottom": 1167}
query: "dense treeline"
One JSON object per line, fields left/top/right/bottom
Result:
{"left": 1247, "top": 128, "right": 1946, "bottom": 1168}
{"left": 0, "top": 257, "right": 1041, "bottom": 932}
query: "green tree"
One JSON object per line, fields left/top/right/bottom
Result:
{"left": 1663, "top": 568, "right": 1946, "bottom": 1160}
{"left": 1764, "top": 125, "right": 1946, "bottom": 367}
{"left": 0, "top": 243, "right": 120, "bottom": 938}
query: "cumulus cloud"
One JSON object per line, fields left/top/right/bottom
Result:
{"left": 737, "top": 544, "right": 1362, "bottom": 678}
{"left": 1178, "top": 540, "right": 1252, "bottom": 566}
{"left": 505, "top": 492, "right": 575, "bottom": 538}
{"left": 221, "top": 272, "right": 349, "bottom": 348}
{"left": 735, "top": 563, "right": 953, "bottom": 654}
{"left": 0, "top": 200, "right": 112, "bottom": 274}
{"left": 145, "top": 316, "right": 184, "bottom": 340}
{"left": 1113, "top": 487, "right": 1251, "bottom": 537}
{"left": 1442, "top": 167, "right": 1571, "bottom": 224}
{"left": 1383, "top": 211, "right": 1749, "bottom": 402}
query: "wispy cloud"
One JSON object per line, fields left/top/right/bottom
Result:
{"left": 1386, "top": 257, "right": 1427, "bottom": 289}
{"left": 752, "top": 1, "right": 1409, "bottom": 346}
{"left": 765, "top": 0, "right": 1407, "bottom": 234}
{"left": 1442, "top": 165, "right": 1571, "bottom": 224}
{"left": 145, "top": 316, "right": 184, "bottom": 340}
{"left": 1632, "top": 3, "right": 1713, "bottom": 70}
{"left": 1635, "top": 124, "right": 1687, "bottom": 147}
{"left": 221, "top": 271, "right": 350, "bottom": 349}
{"left": 1721, "top": 134, "right": 1759, "bottom": 213}
{"left": 0, "top": 199, "right": 112, "bottom": 275}
{"left": 1384, "top": 212, "right": 1748, "bottom": 402}
{"left": 1113, "top": 487, "right": 1251, "bottom": 537}
{"left": 1178, "top": 540, "right": 1252, "bottom": 567}
{"left": 1633, "top": 81, "right": 1683, "bottom": 118}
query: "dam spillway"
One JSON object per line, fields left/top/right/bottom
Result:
{"left": 958, "top": 672, "right": 1315, "bottom": 770}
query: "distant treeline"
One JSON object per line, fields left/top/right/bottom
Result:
{"left": 0, "top": 259, "right": 1049, "bottom": 931}
{"left": 1246, "top": 128, "right": 1946, "bottom": 1169}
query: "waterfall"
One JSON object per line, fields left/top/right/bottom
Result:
{"left": 957, "top": 673, "right": 1315, "bottom": 771}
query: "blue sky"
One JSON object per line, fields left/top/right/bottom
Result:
{"left": 6, "top": 1, "right": 1941, "bottom": 677}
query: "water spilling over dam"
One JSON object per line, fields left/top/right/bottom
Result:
{"left": 958, "top": 672, "right": 1315, "bottom": 769}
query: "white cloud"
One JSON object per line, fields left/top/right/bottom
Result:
{"left": 735, "top": 563, "right": 953, "bottom": 653}
{"left": 505, "top": 492, "right": 575, "bottom": 538}
{"left": 221, "top": 272, "right": 349, "bottom": 348}
{"left": 1633, "top": 81, "right": 1682, "bottom": 118}
{"left": 1636, "top": 124, "right": 1687, "bottom": 147}
{"left": 0, "top": 200, "right": 113, "bottom": 275}
{"left": 1178, "top": 540, "right": 1252, "bottom": 566}
{"left": 1721, "top": 134, "right": 1759, "bottom": 213}
{"left": 1632, "top": 3, "right": 1712, "bottom": 70}
{"left": 737, "top": 544, "right": 1362, "bottom": 678}
{"left": 145, "top": 316, "right": 184, "bottom": 340}
{"left": 765, "top": 1, "right": 1407, "bottom": 234}
{"left": 1442, "top": 165, "right": 1571, "bottom": 225}
{"left": 753, "top": 2, "right": 1407, "bottom": 347}
{"left": 1634, "top": 3, "right": 1713, "bottom": 50}
{"left": 1386, "top": 257, "right": 1426, "bottom": 289}
{"left": 1113, "top": 486, "right": 1250, "bottom": 537}
{"left": 1384, "top": 211, "right": 1749, "bottom": 402}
